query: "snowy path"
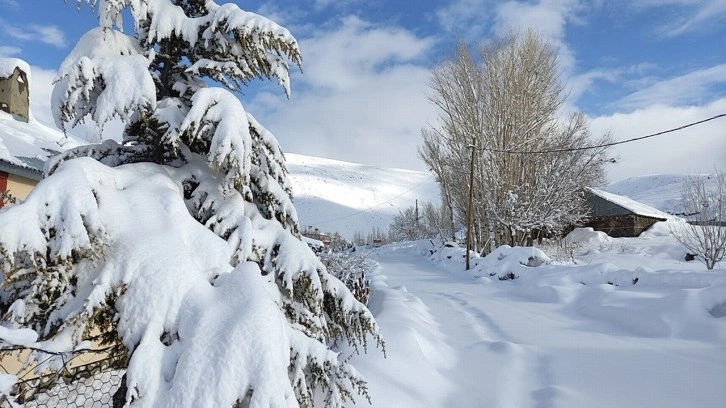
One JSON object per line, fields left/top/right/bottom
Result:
{"left": 349, "top": 245, "right": 726, "bottom": 408}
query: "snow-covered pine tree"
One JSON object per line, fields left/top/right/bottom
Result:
{"left": 0, "top": 1, "right": 381, "bottom": 407}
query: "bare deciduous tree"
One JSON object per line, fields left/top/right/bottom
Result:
{"left": 389, "top": 200, "right": 455, "bottom": 241}
{"left": 672, "top": 171, "right": 726, "bottom": 270}
{"left": 420, "top": 30, "right": 611, "bottom": 252}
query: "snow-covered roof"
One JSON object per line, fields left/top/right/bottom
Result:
{"left": 586, "top": 187, "right": 670, "bottom": 220}
{"left": 0, "top": 158, "right": 43, "bottom": 180}
{"left": 302, "top": 235, "right": 325, "bottom": 248}
{"left": 0, "top": 110, "right": 78, "bottom": 179}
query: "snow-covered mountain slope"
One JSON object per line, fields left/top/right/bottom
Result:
{"left": 286, "top": 153, "right": 439, "bottom": 240}
{"left": 605, "top": 174, "right": 721, "bottom": 216}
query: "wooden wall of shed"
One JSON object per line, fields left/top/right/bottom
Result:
{"left": 632, "top": 215, "right": 662, "bottom": 236}
{"left": 584, "top": 214, "right": 662, "bottom": 238}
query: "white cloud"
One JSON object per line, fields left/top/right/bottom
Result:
{"left": 493, "top": 0, "right": 589, "bottom": 75}
{"left": 632, "top": 0, "right": 726, "bottom": 37}
{"left": 494, "top": 0, "right": 583, "bottom": 39}
{"left": 568, "top": 68, "right": 619, "bottom": 103}
{"left": 616, "top": 64, "right": 726, "bottom": 110}
{"left": 313, "top": 0, "right": 365, "bottom": 11}
{"left": 249, "top": 16, "right": 437, "bottom": 171}
{"left": 3, "top": 21, "right": 67, "bottom": 48}
{"left": 296, "top": 16, "right": 434, "bottom": 90}
{"left": 0, "top": 0, "right": 18, "bottom": 7}
{"left": 435, "top": 0, "right": 494, "bottom": 42}
{"left": 0, "top": 45, "right": 21, "bottom": 57}
{"left": 590, "top": 99, "right": 726, "bottom": 183}
{"left": 666, "top": 1, "right": 726, "bottom": 36}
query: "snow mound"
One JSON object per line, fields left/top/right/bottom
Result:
{"left": 426, "top": 242, "right": 551, "bottom": 282}
{"left": 473, "top": 245, "right": 552, "bottom": 279}
{"left": 564, "top": 227, "right": 612, "bottom": 246}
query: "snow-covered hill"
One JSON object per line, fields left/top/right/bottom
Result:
{"left": 287, "top": 153, "right": 439, "bottom": 240}
{"left": 606, "top": 174, "right": 722, "bottom": 216}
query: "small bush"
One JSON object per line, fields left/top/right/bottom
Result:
{"left": 319, "top": 250, "right": 372, "bottom": 306}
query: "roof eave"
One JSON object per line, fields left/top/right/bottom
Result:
{"left": 0, "top": 159, "right": 42, "bottom": 181}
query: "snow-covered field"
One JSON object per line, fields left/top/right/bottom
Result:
{"left": 348, "top": 225, "right": 726, "bottom": 408}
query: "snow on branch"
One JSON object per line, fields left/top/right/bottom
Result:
{"left": 76, "top": 0, "right": 301, "bottom": 96}
{"left": 52, "top": 28, "right": 156, "bottom": 133}
{"left": 177, "top": 88, "right": 252, "bottom": 196}
{"left": 247, "top": 113, "right": 298, "bottom": 232}
{"left": 0, "top": 158, "right": 308, "bottom": 406}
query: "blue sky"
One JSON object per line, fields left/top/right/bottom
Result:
{"left": 0, "top": 0, "right": 724, "bottom": 183}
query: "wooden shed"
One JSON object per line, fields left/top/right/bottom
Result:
{"left": 583, "top": 187, "right": 668, "bottom": 237}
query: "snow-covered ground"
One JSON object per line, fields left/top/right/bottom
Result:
{"left": 347, "top": 226, "right": 726, "bottom": 408}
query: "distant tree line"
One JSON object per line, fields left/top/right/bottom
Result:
{"left": 389, "top": 200, "right": 455, "bottom": 242}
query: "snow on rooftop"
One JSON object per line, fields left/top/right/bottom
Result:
{"left": 0, "top": 110, "right": 81, "bottom": 174}
{"left": 587, "top": 187, "right": 670, "bottom": 220}
{"left": 0, "top": 58, "right": 31, "bottom": 85}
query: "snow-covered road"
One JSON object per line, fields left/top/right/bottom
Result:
{"left": 349, "top": 242, "right": 726, "bottom": 408}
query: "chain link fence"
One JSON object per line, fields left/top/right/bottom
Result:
{"left": 0, "top": 345, "right": 125, "bottom": 408}
{"left": 23, "top": 370, "right": 123, "bottom": 408}
{"left": 1, "top": 370, "right": 123, "bottom": 408}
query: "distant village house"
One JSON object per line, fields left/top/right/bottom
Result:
{"left": 301, "top": 226, "right": 348, "bottom": 249}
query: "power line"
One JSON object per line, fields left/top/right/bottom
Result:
{"left": 475, "top": 113, "right": 726, "bottom": 154}
{"left": 307, "top": 176, "right": 436, "bottom": 226}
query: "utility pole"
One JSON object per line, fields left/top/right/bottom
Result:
{"left": 415, "top": 199, "right": 419, "bottom": 236}
{"left": 465, "top": 142, "right": 476, "bottom": 270}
